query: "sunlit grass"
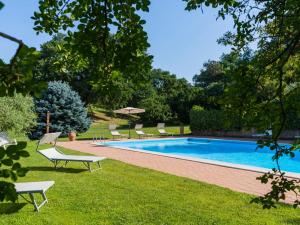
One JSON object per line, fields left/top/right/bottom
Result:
{"left": 0, "top": 141, "right": 299, "bottom": 224}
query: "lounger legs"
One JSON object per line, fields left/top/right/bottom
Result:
{"left": 82, "top": 161, "right": 102, "bottom": 172}
{"left": 53, "top": 160, "right": 103, "bottom": 172}
{"left": 53, "top": 160, "right": 69, "bottom": 169}
{"left": 28, "top": 191, "right": 48, "bottom": 212}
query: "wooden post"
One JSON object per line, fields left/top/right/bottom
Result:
{"left": 46, "top": 111, "right": 50, "bottom": 133}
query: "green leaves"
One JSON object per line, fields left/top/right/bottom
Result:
{"left": 0, "top": 94, "right": 37, "bottom": 136}
{"left": 0, "top": 43, "right": 41, "bottom": 96}
{"left": 0, "top": 1, "right": 4, "bottom": 10}
{"left": 0, "top": 142, "right": 29, "bottom": 202}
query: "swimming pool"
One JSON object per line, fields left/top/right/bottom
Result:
{"left": 100, "top": 138, "right": 300, "bottom": 176}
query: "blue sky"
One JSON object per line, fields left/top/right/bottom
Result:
{"left": 0, "top": 0, "right": 233, "bottom": 82}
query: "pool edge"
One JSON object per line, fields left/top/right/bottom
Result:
{"left": 97, "top": 137, "right": 300, "bottom": 179}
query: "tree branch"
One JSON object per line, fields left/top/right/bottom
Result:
{"left": 0, "top": 31, "right": 24, "bottom": 71}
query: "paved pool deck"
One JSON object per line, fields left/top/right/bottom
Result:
{"left": 57, "top": 137, "right": 296, "bottom": 203}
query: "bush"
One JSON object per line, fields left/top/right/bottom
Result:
{"left": 30, "top": 81, "right": 91, "bottom": 139}
{"left": 190, "top": 105, "right": 245, "bottom": 132}
{"left": 0, "top": 93, "right": 36, "bottom": 136}
{"left": 190, "top": 106, "right": 224, "bottom": 131}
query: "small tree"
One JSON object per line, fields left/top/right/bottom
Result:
{"left": 31, "top": 81, "right": 91, "bottom": 139}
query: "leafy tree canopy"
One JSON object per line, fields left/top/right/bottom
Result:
{"left": 32, "top": 0, "right": 153, "bottom": 94}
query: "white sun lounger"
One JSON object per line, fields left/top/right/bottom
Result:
{"left": 135, "top": 124, "right": 153, "bottom": 139}
{"left": 0, "top": 132, "right": 17, "bottom": 149}
{"left": 157, "top": 123, "right": 173, "bottom": 136}
{"left": 15, "top": 181, "right": 54, "bottom": 212}
{"left": 109, "top": 124, "right": 128, "bottom": 140}
{"left": 37, "top": 132, "right": 106, "bottom": 172}
{"left": 252, "top": 129, "right": 272, "bottom": 137}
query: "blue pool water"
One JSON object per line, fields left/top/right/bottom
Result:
{"left": 102, "top": 138, "right": 300, "bottom": 174}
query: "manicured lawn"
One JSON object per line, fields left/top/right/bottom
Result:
{"left": 61, "top": 123, "right": 191, "bottom": 141}
{"left": 65, "top": 107, "right": 192, "bottom": 141}
{"left": 0, "top": 141, "right": 299, "bottom": 225}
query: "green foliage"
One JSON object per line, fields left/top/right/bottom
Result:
{"left": 190, "top": 106, "right": 224, "bottom": 131}
{"left": 0, "top": 1, "right": 3, "bottom": 10}
{"left": 0, "top": 93, "right": 36, "bottom": 136}
{"left": 33, "top": 34, "right": 94, "bottom": 103}
{"left": 0, "top": 46, "right": 41, "bottom": 96}
{"left": 32, "top": 0, "right": 153, "bottom": 106}
{"left": 31, "top": 81, "right": 91, "bottom": 139}
{"left": 0, "top": 142, "right": 29, "bottom": 202}
{"left": 147, "top": 69, "right": 196, "bottom": 123}
{"left": 92, "top": 70, "right": 135, "bottom": 110}
{"left": 190, "top": 105, "right": 241, "bottom": 132}
{"left": 185, "top": 0, "right": 300, "bottom": 208}
{"left": 138, "top": 94, "right": 172, "bottom": 123}
{"left": 193, "top": 60, "right": 226, "bottom": 109}
{"left": 34, "top": 34, "right": 88, "bottom": 83}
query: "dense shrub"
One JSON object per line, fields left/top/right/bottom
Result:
{"left": 30, "top": 81, "right": 91, "bottom": 139}
{"left": 0, "top": 93, "right": 36, "bottom": 136}
{"left": 189, "top": 106, "right": 224, "bottom": 131}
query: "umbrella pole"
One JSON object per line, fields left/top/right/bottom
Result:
{"left": 128, "top": 120, "right": 131, "bottom": 139}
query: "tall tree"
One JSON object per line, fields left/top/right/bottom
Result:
{"left": 32, "top": 0, "right": 153, "bottom": 100}
{"left": 193, "top": 60, "right": 226, "bottom": 109}
{"left": 185, "top": 0, "right": 300, "bottom": 208}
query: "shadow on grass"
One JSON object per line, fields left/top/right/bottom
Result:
{"left": 284, "top": 218, "right": 300, "bottom": 224}
{"left": 0, "top": 203, "right": 27, "bottom": 214}
{"left": 28, "top": 166, "right": 87, "bottom": 173}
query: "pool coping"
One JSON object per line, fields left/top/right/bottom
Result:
{"left": 97, "top": 137, "right": 300, "bottom": 179}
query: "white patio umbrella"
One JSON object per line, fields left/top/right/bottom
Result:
{"left": 113, "top": 107, "right": 145, "bottom": 138}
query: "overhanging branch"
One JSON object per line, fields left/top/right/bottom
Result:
{"left": 0, "top": 31, "right": 24, "bottom": 71}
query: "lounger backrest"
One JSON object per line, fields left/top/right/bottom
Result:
{"left": 266, "top": 129, "right": 272, "bottom": 136}
{"left": 0, "top": 132, "right": 9, "bottom": 146}
{"left": 111, "top": 130, "right": 120, "bottom": 136}
{"left": 109, "top": 124, "right": 117, "bottom": 130}
{"left": 136, "top": 130, "right": 145, "bottom": 135}
{"left": 39, "top": 132, "right": 62, "bottom": 145}
{"left": 0, "top": 132, "right": 17, "bottom": 148}
{"left": 157, "top": 123, "right": 165, "bottom": 129}
{"left": 38, "top": 148, "right": 63, "bottom": 160}
{"left": 158, "top": 129, "right": 166, "bottom": 134}
{"left": 135, "top": 124, "right": 143, "bottom": 129}
{"left": 0, "top": 137, "right": 9, "bottom": 147}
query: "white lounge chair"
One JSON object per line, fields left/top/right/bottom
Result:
{"left": 37, "top": 132, "right": 106, "bottom": 172}
{"left": 109, "top": 124, "right": 128, "bottom": 140}
{"left": 157, "top": 123, "right": 173, "bottom": 136}
{"left": 252, "top": 129, "right": 272, "bottom": 137}
{"left": 15, "top": 181, "right": 54, "bottom": 212}
{"left": 134, "top": 124, "right": 153, "bottom": 139}
{"left": 0, "top": 132, "right": 17, "bottom": 149}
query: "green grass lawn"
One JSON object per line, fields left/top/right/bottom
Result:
{"left": 0, "top": 141, "right": 299, "bottom": 225}
{"left": 65, "top": 107, "right": 191, "bottom": 141}
{"left": 70, "top": 123, "right": 191, "bottom": 141}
